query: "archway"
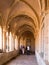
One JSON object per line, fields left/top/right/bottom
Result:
{"left": 18, "top": 30, "right": 35, "bottom": 55}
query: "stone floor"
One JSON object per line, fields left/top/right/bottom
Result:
{"left": 5, "top": 55, "right": 38, "bottom": 65}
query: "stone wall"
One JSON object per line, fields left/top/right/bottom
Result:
{"left": 35, "top": 51, "right": 46, "bottom": 65}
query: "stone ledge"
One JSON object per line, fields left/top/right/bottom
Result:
{"left": 0, "top": 50, "right": 19, "bottom": 65}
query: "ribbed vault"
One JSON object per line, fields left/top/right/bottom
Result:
{"left": 7, "top": 14, "right": 37, "bottom": 38}
{"left": 7, "top": 0, "right": 39, "bottom": 28}
{"left": 18, "top": 28, "right": 35, "bottom": 40}
{"left": 0, "top": 0, "right": 47, "bottom": 39}
{"left": 16, "top": 24, "right": 35, "bottom": 38}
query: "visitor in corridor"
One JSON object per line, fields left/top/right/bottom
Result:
{"left": 20, "top": 46, "right": 22, "bottom": 54}
{"left": 27, "top": 45, "right": 30, "bottom": 55}
{"left": 22, "top": 46, "right": 25, "bottom": 54}
{"left": 20, "top": 45, "right": 25, "bottom": 54}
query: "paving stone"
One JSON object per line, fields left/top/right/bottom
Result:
{"left": 5, "top": 55, "right": 38, "bottom": 65}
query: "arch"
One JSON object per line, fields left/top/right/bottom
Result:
{"left": 7, "top": 15, "right": 38, "bottom": 36}
{"left": 18, "top": 30, "right": 35, "bottom": 41}
{"left": 8, "top": 15, "right": 36, "bottom": 28}
{"left": 15, "top": 24, "right": 35, "bottom": 38}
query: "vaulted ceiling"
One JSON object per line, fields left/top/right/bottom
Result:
{"left": 0, "top": 0, "right": 48, "bottom": 38}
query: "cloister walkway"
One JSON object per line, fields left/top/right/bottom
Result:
{"left": 5, "top": 55, "right": 38, "bottom": 65}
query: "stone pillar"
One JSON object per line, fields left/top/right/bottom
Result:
{"left": 6, "top": 31, "right": 9, "bottom": 52}
{"left": 35, "top": 32, "right": 39, "bottom": 52}
{"left": 48, "top": 22, "right": 49, "bottom": 62}
{"left": 12, "top": 34, "right": 15, "bottom": 51}
{"left": 9, "top": 32, "right": 15, "bottom": 51}
{"left": 47, "top": 14, "right": 49, "bottom": 62}
{"left": 43, "top": 15, "right": 48, "bottom": 61}
{"left": 15, "top": 35, "right": 18, "bottom": 50}
{"left": 38, "top": 30, "right": 42, "bottom": 53}
{"left": 41, "top": 28, "right": 43, "bottom": 53}
{"left": 0, "top": 26, "right": 3, "bottom": 50}
{"left": 3, "top": 28, "right": 6, "bottom": 52}
{"left": 9, "top": 32, "right": 12, "bottom": 51}
{"left": 41, "top": 27, "right": 44, "bottom": 57}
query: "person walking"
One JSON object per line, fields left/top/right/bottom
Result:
{"left": 27, "top": 45, "right": 30, "bottom": 55}
{"left": 22, "top": 46, "right": 25, "bottom": 54}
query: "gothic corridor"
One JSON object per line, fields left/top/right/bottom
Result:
{"left": 0, "top": 0, "right": 49, "bottom": 65}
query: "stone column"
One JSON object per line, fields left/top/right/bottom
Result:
{"left": 47, "top": 14, "right": 49, "bottom": 62}
{"left": 35, "top": 33, "right": 39, "bottom": 52}
{"left": 6, "top": 31, "right": 9, "bottom": 52}
{"left": 15, "top": 35, "right": 18, "bottom": 50}
{"left": 12, "top": 34, "right": 15, "bottom": 50}
{"left": 0, "top": 26, "right": 3, "bottom": 50}
{"left": 9, "top": 32, "right": 12, "bottom": 51}
{"left": 9, "top": 32, "right": 15, "bottom": 51}
{"left": 3, "top": 28, "right": 6, "bottom": 52}
{"left": 48, "top": 26, "right": 49, "bottom": 62}
{"left": 41, "top": 27, "right": 44, "bottom": 57}
{"left": 38, "top": 30, "right": 42, "bottom": 54}
{"left": 43, "top": 15, "right": 48, "bottom": 61}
